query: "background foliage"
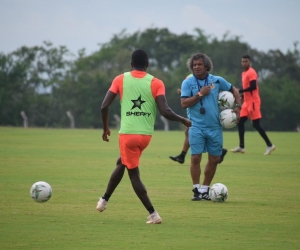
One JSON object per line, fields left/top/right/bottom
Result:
{"left": 1, "top": 28, "right": 299, "bottom": 130}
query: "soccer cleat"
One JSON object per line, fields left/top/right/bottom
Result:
{"left": 230, "top": 146, "right": 246, "bottom": 153}
{"left": 191, "top": 187, "right": 201, "bottom": 201}
{"left": 96, "top": 198, "right": 107, "bottom": 212}
{"left": 199, "top": 188, "right": 211, "bottom": 201}
{"left": 219, "top": 148, "right": 228, "bottom": 164}
{"left": 146, "top": 211, "right": 162, "bottom": 224}
{"left": 264, "top": 145, "right": 276, "bottom": 155}
{"left": 169, "top": 155, "right": 184, "bottom": 164}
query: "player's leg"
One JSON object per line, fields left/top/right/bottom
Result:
{"left": 238, "top": 116, "right": 248, "bottom": 148}
{"left": 250, "top": 102, "right": 275, "bottom": 155}
{"left": 96, "top": 157, "right": 125, "bottom": 212}
{"left": 202, "top": 153, "right": 219, "bottom": 187}
{"left": 190, "top": 153, "right": 202, "bottom": 201}
{"left": 200, "top": 129, "right": 222, "bottom": 200}
{"left": 252, "top": 119, "right": 275, "bottom": 155}
{"left": 188, "top": 128, "right": 205, "bottom": 201}
{"left": 231, "top": 116, "right": 247, "bottom": 153}
{"left": 127, "top": 167, "right": 161, "bottom": 224}
{"left": 169, "top": 127, "right": 190, "bottom": 164}
{"left": 127, "top": 167, "right": 151, "bottom": 209}
{"left": 219, "top": 148, "right": 227, "bottom": 164}
{"left": 252, "top": 118, "right": 271, "bottom": 144}
{"left": 201, "top": 154, "right": 219, "bottom": 200}
{"left": 126, "top": 167, "right": 161, "bottom": 224}
{"left": 125, "top": 134, "right": 162, "bottom": 224}
{"left": 103, "top": 157, "right": 126, "bottom": 195}
{"left": 97, "top": 134, "right": 130, "bottom": 212}
{"left": 231, "top": 103, "right": 249, "bottom": 153}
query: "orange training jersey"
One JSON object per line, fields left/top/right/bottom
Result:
{"left": 242, "top": 67, "right": 260, "bottom": 103}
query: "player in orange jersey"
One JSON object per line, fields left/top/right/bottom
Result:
{"left": 96, "top": 49, "right": 191, "bottom": 224}
{"left": 231, "top": 55, "right": 275, "bottom": 155}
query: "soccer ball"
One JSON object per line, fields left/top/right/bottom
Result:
{"left": 219, "top": 109, "right": 237, "bottom": 129}
{"left": 218, "top": 91, "right": 235, "bottom": 111}
{"left": 30, "top": 181, "right": 52, "bottom": 203}
{"left": 209, "top": 183, "right": 228, "bottom": 202}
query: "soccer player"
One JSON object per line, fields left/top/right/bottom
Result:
{"left": 230, "top": 55, "right": 275, "bottom": 155}
{"left": 181, "top": 53, "right": 241, "bottom": 201}
{"left": 96, "top": 49, "right": 191, "bottom": 224}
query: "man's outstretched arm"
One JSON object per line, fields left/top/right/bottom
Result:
{"left": 156, "top": 95, "right": 191, "bottom": 127}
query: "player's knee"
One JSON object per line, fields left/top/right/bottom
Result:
{"left": 191, "top": 155, "right": 201, "bottom": 165}
{"left": 252, "top": 120, "right": 261, "bottom": 130}
{"left": 209, "top": 155, "right": 220, "bottom": 165}
{"left": 237, "top": 122, "right": 244, "bottom": 129}
{"left": 116, "top": 157, "right": 122, "bottom": 166}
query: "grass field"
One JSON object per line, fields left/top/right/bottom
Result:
{"left": 0, "top": 127, "right": 300, "bottom": 250}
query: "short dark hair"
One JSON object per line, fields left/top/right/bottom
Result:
{"left": 242, "top": 55, "right": 251, "bottom": 60}
{"left": 131, "top": 49, "right": 148, "bottom": 69}
{"left": 186, "top": 53, "right": 213, "bottom": 72}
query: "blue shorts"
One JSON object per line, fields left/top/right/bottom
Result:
{"left": 188, "top": 127, "right": 223, "bottom": 156}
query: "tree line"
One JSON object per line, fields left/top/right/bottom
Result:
{"left": 0, "top": 28, "right": 299, "bottom": 131}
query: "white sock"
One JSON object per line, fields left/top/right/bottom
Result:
{"left": 193, "top": 184, "right": 200, "bottom": 190}
{"left": 200, "top": 185, "right": 209, "bottom": 193}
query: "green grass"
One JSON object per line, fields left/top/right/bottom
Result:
{"left": 0, "top": 128, "right": 299, "bottom": 250}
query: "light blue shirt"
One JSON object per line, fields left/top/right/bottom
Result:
{"left": 181, "top": 74, "right": 232, "bottom": 129}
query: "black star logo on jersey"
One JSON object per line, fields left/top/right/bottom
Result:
{"left": 131, "top": 95, "right": 146, "bottom": 110}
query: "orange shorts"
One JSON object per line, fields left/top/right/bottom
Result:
{"left": 240, "top": 101, "right": 262, "bottom": 120}
{"left": 119, "top": 134, "right": 152, "bottom": 169}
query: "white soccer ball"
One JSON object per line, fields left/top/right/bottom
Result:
{"left": 218, "top": 91, "right": 235, "bottom": 111}
{"left": 30, "top": 181, "right": 52, "bottom": 203}
{"left": 209, "top": 183, "right": 228, "bottom": 202}
{"left": 219, "top": 109, "right": 237, "bottom": 129}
